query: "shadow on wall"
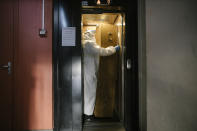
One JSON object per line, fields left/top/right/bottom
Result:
{"left": 13, "top": 0, "right": 53, "bottom": 130}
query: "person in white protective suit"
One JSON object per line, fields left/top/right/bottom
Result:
{"left": 82, "top": 30, "right": 120, "bottom": 121}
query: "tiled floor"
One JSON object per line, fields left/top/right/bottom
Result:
{"left": 83, "top": 119, "right": 125, "bottom": 131}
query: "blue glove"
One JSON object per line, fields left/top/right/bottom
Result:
{"left": 115, "top": 45, "right": 120, "bottom": 52}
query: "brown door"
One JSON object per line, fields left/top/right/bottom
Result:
{"left": 94, "top": 23, "right": 119, "bottom": 117}
{"left": 0, "top": 0, "right": 14, "bottom": 130}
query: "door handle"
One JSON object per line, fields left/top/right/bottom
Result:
{"left": 0, "top": 62, "right": 11, "bottom": 74}
{"left": 127, "top": 59, "right": 132, "bottom": 70}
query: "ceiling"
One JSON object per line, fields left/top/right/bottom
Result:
{"left": 82, "top": 13, "right": 120, "bottom": 26}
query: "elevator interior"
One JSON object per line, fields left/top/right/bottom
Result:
{"left": 81, "top": 12, "right": 125, "bottom": 128}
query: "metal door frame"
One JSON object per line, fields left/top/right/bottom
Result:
{"left": 138, "top": 0, "right": 147, "bottom": 131}
{"left": 52, "top": 0, "right": 146, "bottom": 131}
{"left": 81, "top": 8, "right": 126, "bottom": 122}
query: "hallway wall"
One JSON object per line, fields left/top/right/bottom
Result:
{"left": 14, "top": 0, "right": 53, "bottom": 130}
{"left": 146, "top": 0, "right": 197, "bottom": 131}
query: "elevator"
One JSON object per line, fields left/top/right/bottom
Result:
{"left": 53, "top": 0, "right": 139, "bottom": 131}
{"left": 81, "top": 10, "right": 126, "bottom": 130}
{"left": 81, "top": 11, "right": 125, "bottom": 118}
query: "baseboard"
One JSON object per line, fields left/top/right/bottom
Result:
{"left": 21, "top": 129, "right": 54, "bottom": 131}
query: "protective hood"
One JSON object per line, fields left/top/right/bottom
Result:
{"left": 83, "top": 30, "right": 96, "bottom": 41}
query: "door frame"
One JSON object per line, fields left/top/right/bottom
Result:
{"left": 81, "top": 8, "right": 126, "bottom": 121}
{"left": 138, "top": 0, "right": 147, "bottom": 131}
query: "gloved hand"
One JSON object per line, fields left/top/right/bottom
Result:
{"left": 115, "top": 45, "right": 120, "bottom": 52}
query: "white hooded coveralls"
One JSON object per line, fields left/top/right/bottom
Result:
{"left": 83, "top": 30, "right": 116, "bottom": 115}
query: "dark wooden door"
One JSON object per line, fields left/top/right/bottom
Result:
{"left": 0, "top": 0, "right": 14, "bottom": 130}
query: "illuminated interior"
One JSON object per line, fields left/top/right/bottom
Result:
{"left": 81, "top": 13, "right": 125, "bottom": 119}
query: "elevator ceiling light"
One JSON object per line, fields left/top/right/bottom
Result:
{"left": 82, "top": 13, "right": 119, "bottom": 26}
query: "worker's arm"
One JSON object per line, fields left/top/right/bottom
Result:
{"left": 86, "top": 42, "right": 118, "bottom": 56}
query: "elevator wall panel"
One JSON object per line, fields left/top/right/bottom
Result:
{"left": 115, "top": 24, "right": 124, "bottom": 119}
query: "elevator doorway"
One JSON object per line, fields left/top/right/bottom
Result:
{"left": 81, "top": 10, "right": 126, "bottom": 131}
{"left": 53, "top": 1, "right": 140, "bottom": 130}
